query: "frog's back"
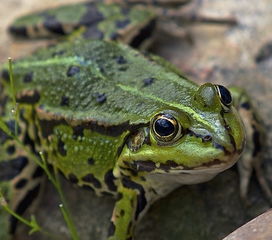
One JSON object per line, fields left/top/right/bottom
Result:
{"left": 7, "top": 39, "right": 197, "bottom": 127}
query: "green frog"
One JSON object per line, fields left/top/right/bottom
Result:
{"left": 0, "top": 1, "right": 269, "bottom": 240}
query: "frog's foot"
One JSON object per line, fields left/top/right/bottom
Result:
{"left": 107, "top": 176, "right": 149, "bottom": 240}
{"left": 155, "top": 1, "right": 237, "bottom": 26}
{"left": 230, "top": 87, "right": 272, "bottom": 204}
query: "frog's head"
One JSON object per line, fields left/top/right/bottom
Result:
{"left": 119, "top": 83, "right": 245, "bottom": 184}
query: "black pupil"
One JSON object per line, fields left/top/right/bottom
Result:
{"left": 217, "top": 85, "right": 232, "bottom": 106}
{"left": 154, "top": 118, "right": 175, "bottom": 136}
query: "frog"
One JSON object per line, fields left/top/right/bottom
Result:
{"left": 0, "top": 1, "right": 270, "bottom": 240}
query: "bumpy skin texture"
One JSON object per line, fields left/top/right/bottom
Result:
{"left": 0, "top": 39, "right": 245, "bottom": 239}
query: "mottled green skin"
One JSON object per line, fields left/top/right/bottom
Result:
{"left": 1, "top": 39, "right": 245, "bottom": 239}
{"left": 9, "top": 2, "right": 156, "bottom": 46}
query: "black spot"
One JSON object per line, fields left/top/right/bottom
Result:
{"left": 79, "top": 3, "right": 104, "bottom": 26}
{"left": 9, "top": 184, "right": 40, "bottom": 234}
{"left": 116, "top": 19, "right": 130, "bottom": 28}
{"left": 120, "top": 209, "right": 125, "bottom": 216}
{"left": 121, "top": 177, "right": 147, "bottom": 220}
{"left": 104, "top": 170, "right": 117, "bottom": 191}
{"left": 255, "top": 42, "right": 272, "bottom": 63}
{"left": 129, "top": 160, "right": 156, "bottom": 172}
{"left": 16, "top": 90, "right": 40, "bottom": 104}
{"left": 0, "top": 156, "right": 28, "bottom": 181}
{"left": 15, "top": 178, "right": 28, "bottom": 189}
{"left": 115, "top": 56, "right": 127, "bottom": 64}
{"left": 23, "top": 131, "right": 36, "bottom": 154}
{"left": 7, "top": 145, "right": 15, "bottom": 155}
{"left": 58, "top": 139, "right": 66, "bottom": 156}
{"left": 82, "top": 184, "right": 94, "bottom": 192}
{"left": 94, "top": 93, "right": 107, "bottom": 104}
{"left": 60, "top": 96, "right": 70, "bottom": 106}
{"left": 8, "top": 25, "right": 28, "bottom": 37}
{"left": 66, "top": 66, "right": 80, "bottom": 77}
{"left": 43, "top": 15, "right": 65, "bottom": 35}
{"left": 143, "top": 77, "right": 155, "bottom": 87}
{"left": 108, "top": 222, "right": 115, "bottom": 237}
{"left": 130, "top": 19, "right": 156, "bottom": 48}
{"left": 1, "top": 69, "right": 10, "bottom": 81}
{"left": 159, "top": 160, "right": 179, "bottom": 171}
{"left": 82, "top": 173, "right": 101, "bottom": 188}
{"left": 52, "top": 50, "right": 65, "bottom": 57}
{"left": 87, "top": 157, "right": 94, "bottom": 165}
{"left": 23, "top": 72, "right": 33, "bottom": 83}
{"left": 110, "top": 32, "right": 120, "bottom": 40}
{"left": 68, "top": 173, "right": 78, "bottom": 184}
{"left": 32, "top": 167, "right": 44, "bottom": 179}
{"left": 83, "top": 26, "right": 104, "bottom": 39}
{"left": 72, "top": 125, "right": 84, "bottom": 140}
{"left": 241, "top": 102, "right": 251, "bottom": 110}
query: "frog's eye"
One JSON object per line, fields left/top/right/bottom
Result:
{"left": 215, "top": 85, "right": 232, "bottom": 107}
{"left": 152, "top": 113, "right": 182, "bottom": 143}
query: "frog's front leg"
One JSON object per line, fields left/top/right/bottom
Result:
{"left": 230, "top": 87, "right": 272, "bottom": 203}
{"left": 108, "top": 177, "right": 147, "bottom": 240}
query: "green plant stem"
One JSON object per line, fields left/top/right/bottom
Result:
{"left": 8, "top": 57, "right": 18, "bottom": 137}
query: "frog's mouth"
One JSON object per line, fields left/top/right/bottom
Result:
{"left": 128, "top": 152, "right": 240, "bottom": 175}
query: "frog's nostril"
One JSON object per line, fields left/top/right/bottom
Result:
{"left": 203, "top": 135, "right": 212, "bottom": 142}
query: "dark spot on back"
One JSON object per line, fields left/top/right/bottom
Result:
{"left": 82, "top": 173, "right": 101, "bottom": 188}
{"left": 87, "top": 157, "right": 94, "bottom": 165}
{"left": 110, "top": 32, "right": 120, "bottom": 40}
{"left": 80, "top": 3, "right": 104, "bottom": 26}
{"left": 8, "top": 25, "right": 28, "bottom": 37}
{"left": 104, "top": 170, "right": 117, "bottom": 191}
{"left": 94, "top": 93, "right": 107, "bottom": 104}
{"left": 115, "top": 56, "right": 127, "bottom": 64}
{"left": 52, "top": 50, "right": 65, "bottom": 57}
{"left": 68, "top": 173, "right": 78, "bottom": 184}
{"left": 116, "top": 19, "right": 130, "bottom": 28}
{"left": 23, "top": 72, "right": 33, "bottom": 83}
{"left": 43, "top": 15, "right": 65, "bottom": 35}
{"left": 7, "top": 145, "right": 15, "bottom": 155}
{"left": 15, "top": 178, "right": 28, "bottom": 189}
{"left": 58, "top": 139, "right": 66, "bottom": 156}
{"left": 67, "top": 66, "right": 80, "bottom": 77}
{"left": 143, "top": 77, "right": 155, "bottom": 87}
{"left": 60, "top": 96, "right": 70, "bottom": 106}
